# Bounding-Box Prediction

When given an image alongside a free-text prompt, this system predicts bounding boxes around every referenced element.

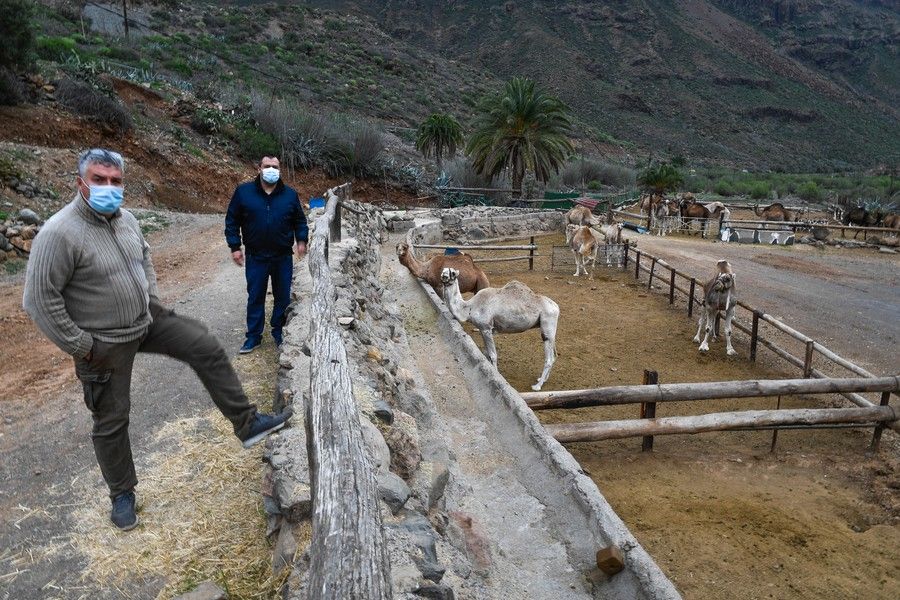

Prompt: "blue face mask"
[87,185,124,214]
[261,167,280,184]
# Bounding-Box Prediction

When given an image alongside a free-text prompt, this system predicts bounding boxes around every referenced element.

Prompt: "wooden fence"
[550,244,626,271]
[306,183,392,598]
[612,244,899,432]
[412,239,540,269]
[718,216,899,241]
[521,373,898,450]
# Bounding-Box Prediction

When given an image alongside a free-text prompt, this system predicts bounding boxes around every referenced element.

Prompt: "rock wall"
[386,206,563,243]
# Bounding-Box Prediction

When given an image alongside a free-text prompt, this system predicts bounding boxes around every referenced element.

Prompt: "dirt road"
[630,235,899,376]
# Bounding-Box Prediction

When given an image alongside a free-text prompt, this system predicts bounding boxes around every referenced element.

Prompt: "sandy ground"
[450,233,900,599]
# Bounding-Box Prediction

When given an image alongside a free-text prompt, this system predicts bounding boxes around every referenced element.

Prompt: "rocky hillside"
[299,0,899,171]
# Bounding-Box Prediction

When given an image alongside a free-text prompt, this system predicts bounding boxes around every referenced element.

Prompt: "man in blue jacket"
[225,156,308,353]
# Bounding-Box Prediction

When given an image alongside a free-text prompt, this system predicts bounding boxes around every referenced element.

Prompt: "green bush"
[0,0,35,70]
[164,58,193,77]
[587,180,602,190]
[233,126,280,161]
[0,67,25,106]
[748,181,771,199]
[798,181,823,202]
[56,78,132,134]
[714,180,735,196]
[36,35,76,61]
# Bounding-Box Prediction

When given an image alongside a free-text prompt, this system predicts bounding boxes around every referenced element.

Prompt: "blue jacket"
[225,177,308,257]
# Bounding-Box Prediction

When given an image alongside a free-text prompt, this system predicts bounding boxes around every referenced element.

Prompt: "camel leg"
[724,307,737,356]
[533,314,559,391]
[481,328,498,366]
[699,308,714,352]
[693,309,706,344]
[573,253,582,276]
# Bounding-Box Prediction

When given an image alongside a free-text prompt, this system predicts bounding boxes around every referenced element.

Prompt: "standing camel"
[440,267,560,391]
[755,202,796,224]
[566,205,599,226]
[693,260,737,356]
[396,242,490,296]
[565,224,598,277]
[680,200,729,238]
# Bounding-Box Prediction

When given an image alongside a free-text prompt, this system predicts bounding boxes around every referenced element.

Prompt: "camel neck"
[443,282,470,321]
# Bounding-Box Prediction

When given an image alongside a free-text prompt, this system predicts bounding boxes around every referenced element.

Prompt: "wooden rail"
[306,183,392,599]
[521,376,900,409]
[413,238,538,270]
[546,406,896,443]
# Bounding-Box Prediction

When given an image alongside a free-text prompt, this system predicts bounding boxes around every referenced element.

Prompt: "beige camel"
[566,205,599,226]
[440,267,560,391]
[693,259,737,356]
[396,242,490,296]
[754,202,795,223]
[565,224,598,277]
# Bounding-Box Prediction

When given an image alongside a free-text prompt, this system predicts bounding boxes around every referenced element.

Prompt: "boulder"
[377,471,411,514]
[19,208,42,226]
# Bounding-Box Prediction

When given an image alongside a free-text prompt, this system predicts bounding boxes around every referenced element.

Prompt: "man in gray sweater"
[23,149,289,531]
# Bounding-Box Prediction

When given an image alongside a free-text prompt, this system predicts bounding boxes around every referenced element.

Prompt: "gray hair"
[78,148,125,177]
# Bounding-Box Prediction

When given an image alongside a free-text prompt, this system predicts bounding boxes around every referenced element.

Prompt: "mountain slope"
[299,0,899,170]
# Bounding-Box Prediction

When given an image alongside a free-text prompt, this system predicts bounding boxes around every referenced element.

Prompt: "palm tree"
[415,113,464,173]
[638,163,684,194]
[466,76,574,197]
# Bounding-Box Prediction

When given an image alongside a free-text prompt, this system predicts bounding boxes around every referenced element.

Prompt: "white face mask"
[261,167,280,184]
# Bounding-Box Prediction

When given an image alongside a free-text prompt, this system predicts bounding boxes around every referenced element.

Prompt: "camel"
[396,242,490,296]
[440,267,560,391]
[841,206,882,239]
[593,221,624,266]
[754,202,796,223]
[638,192,663,216]
[680,200,729,238]
[566,205,599,226]
[882,213,900,232]
[693,259,737,356]
[565,224,598,277]
[651,198,678,236]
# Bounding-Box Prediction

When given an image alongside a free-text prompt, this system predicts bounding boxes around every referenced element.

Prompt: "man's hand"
[231,249,244,266]
[294,241,307,260]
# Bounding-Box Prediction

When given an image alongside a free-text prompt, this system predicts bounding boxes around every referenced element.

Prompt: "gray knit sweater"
[23,195,159,358]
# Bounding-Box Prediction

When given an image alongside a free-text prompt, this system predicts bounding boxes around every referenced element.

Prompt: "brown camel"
[754,202,796,223]
[566,205,599,226]
[680,200,730,238]
[396,242,490,296]
[882,213,900,231]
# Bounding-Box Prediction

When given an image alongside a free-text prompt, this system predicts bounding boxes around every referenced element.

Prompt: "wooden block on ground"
[596,545,625,576]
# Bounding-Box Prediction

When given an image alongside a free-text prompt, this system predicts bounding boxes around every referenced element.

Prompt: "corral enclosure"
[439,233,900,599]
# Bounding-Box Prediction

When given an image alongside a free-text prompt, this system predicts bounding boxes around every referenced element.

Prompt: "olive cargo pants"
[73,302,257,497]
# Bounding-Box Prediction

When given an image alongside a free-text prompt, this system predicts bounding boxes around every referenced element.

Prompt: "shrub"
[0,0,35,70]
[748,181,771,199]
[638,163,684,193]
[55,78,132,134]
[714,179,736,196]
[587,180,602,190]
[36,35,77,61]
[350,125,383,177]
[0,67,25,106]
[233,126,280,161]
[798,181,823,202]
[445,156,502,189]
[559,158,635,189]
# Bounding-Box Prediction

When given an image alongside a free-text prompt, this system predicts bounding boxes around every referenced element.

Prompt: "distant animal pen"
[522,241,898,451]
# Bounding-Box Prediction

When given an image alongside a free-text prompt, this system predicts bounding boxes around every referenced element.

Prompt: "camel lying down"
[693,259,737,356]
[440,267,560,391]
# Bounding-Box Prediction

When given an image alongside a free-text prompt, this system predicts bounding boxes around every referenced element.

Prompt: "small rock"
[360,417,391,473]
[377,471,410,514]
[414,583,455,599]
[879,246,897,254]
[596,545,625,576]
[338,316,355,328]
[273,525,298,577]
[428,462,450,509]
[173,580,227,600]
[373,399,394,424]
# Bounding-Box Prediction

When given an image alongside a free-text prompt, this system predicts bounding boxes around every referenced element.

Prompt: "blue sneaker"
[241,410,291,448]
[239,338,261,354]
[111,490,139,531]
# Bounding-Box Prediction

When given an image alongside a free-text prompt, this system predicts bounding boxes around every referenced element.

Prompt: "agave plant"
[415,113,464,173]
[466,76,574,197]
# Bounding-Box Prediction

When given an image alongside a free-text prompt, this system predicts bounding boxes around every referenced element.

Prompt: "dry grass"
[67,341,292,599]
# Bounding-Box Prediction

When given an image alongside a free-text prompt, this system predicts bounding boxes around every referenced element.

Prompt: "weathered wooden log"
[472,254,544,263]
[546,406,897,443]
[306,183,392,600]
[521,376,900,409]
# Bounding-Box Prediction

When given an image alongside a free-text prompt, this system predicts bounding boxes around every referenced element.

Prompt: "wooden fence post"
[803,341,815,378]
[623,244,629,270]
[668,269,676,304]
[750,311,760,362]
[688,278,696,318]
[635,250,641,279]
[770,396,782,453]
[528,235,535,271]
[718,211,726,238]
[330,200,342,243]
[648,257,656,289]
[641,370,658,451]
[869,391,892,453]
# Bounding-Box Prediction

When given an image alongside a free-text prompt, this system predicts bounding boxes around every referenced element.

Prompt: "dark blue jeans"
[245,253,293,343]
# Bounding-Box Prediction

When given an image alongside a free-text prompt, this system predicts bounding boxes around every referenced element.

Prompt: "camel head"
[440,267,460,286]
[713,259,735,291]
[565,223,578,244]
[396,242,409,258]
